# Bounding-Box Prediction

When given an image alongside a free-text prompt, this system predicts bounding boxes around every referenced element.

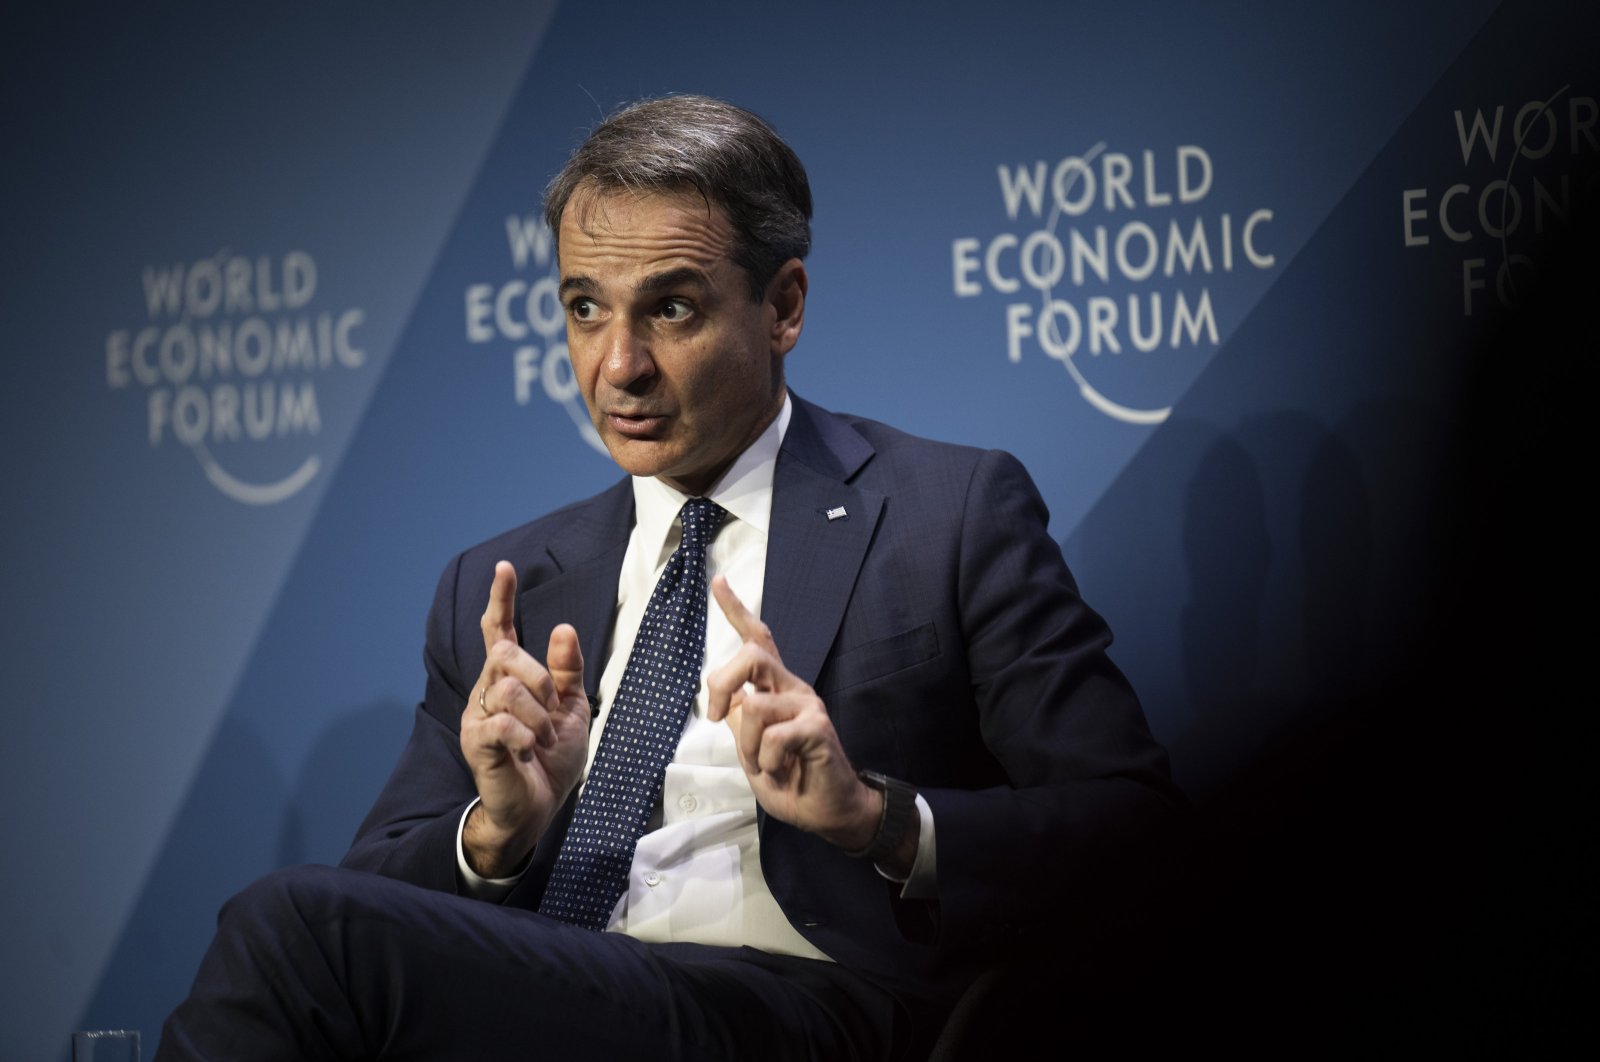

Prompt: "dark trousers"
[157,864,899,1061]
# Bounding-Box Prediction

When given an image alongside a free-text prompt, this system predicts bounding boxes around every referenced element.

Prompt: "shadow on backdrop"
[75,700,410,1060]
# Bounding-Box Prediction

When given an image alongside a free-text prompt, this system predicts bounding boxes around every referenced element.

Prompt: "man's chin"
[603,436,675,480]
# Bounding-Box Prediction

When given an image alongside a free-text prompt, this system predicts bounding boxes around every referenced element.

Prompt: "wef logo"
[104,250,368,505]
[952,141,1277,425]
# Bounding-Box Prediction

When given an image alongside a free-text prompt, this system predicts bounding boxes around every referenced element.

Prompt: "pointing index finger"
[712,574,773,652]
[481,560,518,652]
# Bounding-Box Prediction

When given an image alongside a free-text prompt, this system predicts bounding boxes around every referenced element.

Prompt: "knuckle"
[489,712,525,747]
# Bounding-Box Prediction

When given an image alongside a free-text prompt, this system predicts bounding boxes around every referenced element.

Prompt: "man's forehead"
[559,185,738,282]
[563,183,726,239]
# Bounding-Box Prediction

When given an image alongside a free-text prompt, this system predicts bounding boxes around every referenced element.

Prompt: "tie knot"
[679,498,726,550]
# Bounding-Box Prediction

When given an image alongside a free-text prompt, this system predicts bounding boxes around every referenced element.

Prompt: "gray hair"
[544,95,812,300]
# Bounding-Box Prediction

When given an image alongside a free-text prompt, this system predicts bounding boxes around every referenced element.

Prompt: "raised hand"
[705,575,886,856]
[460,561,591,878]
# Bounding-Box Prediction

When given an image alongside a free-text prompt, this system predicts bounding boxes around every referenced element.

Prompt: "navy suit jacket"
[343,394,1177,1005]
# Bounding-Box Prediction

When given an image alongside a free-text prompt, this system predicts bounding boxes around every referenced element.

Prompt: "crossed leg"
[157,865,895,1062]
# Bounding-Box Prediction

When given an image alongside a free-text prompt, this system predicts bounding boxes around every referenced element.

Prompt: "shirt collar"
[630,393,791,561]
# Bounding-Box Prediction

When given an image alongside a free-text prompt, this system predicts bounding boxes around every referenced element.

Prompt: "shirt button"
[677,793,698,814]
[644,871,661,887]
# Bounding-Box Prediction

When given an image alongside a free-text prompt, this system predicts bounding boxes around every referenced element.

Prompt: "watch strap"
[847,769,917,864]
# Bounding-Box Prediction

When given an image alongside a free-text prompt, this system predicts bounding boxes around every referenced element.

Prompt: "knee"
[218,864,353,939]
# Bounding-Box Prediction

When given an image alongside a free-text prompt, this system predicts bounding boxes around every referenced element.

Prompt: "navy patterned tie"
[538,497,726,930]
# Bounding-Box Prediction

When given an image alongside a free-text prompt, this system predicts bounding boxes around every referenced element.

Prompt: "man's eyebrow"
[636,267,710,297]
[559,267,712,301]
[558,275,598,299]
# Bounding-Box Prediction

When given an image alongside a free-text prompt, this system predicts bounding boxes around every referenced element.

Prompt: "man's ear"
[767,259,807,357]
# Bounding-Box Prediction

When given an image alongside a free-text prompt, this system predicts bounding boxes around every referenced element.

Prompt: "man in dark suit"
[159,95,1177,1061]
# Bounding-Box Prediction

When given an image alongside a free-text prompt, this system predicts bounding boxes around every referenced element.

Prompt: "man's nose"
[600,324,656,392]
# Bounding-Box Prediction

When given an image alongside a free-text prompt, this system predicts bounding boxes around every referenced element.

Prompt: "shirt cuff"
[455,798,528,902]
[876,793,937,900]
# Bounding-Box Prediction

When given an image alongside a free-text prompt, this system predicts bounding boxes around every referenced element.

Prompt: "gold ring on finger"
[479,683,491,717]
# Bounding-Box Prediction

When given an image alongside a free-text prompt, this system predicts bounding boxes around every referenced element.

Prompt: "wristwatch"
[848,769,917,864]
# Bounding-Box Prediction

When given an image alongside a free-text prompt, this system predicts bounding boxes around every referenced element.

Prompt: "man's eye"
[658,298,694,322]
[569,298,598,321]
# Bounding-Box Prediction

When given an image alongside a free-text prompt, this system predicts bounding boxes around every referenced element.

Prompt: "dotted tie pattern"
[537,497,727,930]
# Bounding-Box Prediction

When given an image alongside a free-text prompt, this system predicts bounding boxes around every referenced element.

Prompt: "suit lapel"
[515,479,634,696]
[762,397,884,687]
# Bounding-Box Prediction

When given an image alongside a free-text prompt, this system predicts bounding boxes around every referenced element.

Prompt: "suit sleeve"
[921,448,1182,956]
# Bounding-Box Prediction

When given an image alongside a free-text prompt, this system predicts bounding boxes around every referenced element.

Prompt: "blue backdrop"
[2,1,1593,1055]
